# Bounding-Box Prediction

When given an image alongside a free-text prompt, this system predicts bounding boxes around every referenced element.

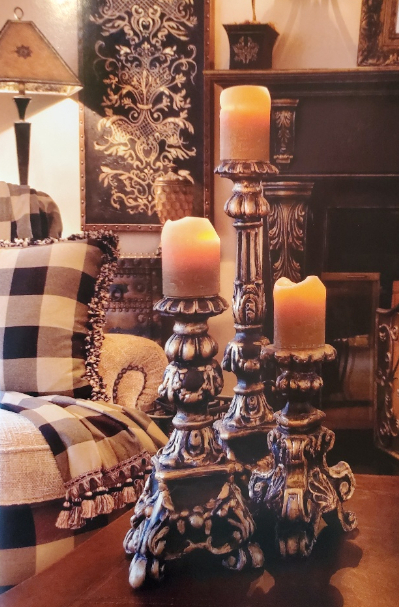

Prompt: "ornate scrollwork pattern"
[159,426,225,468]
[165,323,219,362]
[250,426,357,557]
[250,347,357,556]
[232,281,265,327]
[233,36,259,64]
[223,335,271,377]
[125,467,263,588]
[270,99,299,169]
[214,160,277,462]
[158,360,224,406]
[375,318,399,447]
[222,391,273,431]
[268,200,306,283]
[124,295,263,587]
[88,0,199,217]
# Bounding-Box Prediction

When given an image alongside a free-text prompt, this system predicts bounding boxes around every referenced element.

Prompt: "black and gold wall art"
[79,0,209,231]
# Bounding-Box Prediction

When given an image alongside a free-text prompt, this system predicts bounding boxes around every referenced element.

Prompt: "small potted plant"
[223,0,279,70]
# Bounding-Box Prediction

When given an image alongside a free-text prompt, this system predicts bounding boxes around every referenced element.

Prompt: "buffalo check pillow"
[0,232,118,399]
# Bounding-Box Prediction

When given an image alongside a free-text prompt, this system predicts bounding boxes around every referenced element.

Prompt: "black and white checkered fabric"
[0,389,168,592]
[0,182,62,240]
[0,233,118,399]
[0,499,126,592]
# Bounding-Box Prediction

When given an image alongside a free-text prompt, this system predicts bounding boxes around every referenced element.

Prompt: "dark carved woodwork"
[263,181,314,284]
[271,98,299,170]
[375,304,399,457]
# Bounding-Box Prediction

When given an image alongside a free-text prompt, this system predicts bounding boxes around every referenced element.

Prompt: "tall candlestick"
[273,275,326,350]
[220,85,271,161]
[161,217,220,297]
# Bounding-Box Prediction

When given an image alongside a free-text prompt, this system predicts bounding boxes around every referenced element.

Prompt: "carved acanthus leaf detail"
[268,201,306,282]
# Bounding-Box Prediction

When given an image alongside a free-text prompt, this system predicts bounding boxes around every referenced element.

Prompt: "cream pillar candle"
[161,217,220,297]
[273,276,326,350]
[220,85,271,161]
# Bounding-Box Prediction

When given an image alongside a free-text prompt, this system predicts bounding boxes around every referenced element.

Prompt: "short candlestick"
[250,344,357,557]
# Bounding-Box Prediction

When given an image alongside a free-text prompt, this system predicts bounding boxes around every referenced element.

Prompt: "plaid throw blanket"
[0,182,62,240]
[0,392,166,530]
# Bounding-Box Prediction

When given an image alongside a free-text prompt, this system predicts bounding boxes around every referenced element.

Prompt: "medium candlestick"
[124,295,263,588]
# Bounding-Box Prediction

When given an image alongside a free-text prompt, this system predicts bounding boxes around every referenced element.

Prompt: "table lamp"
[0,7,82,185]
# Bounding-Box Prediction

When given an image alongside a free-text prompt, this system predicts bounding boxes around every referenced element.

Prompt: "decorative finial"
[251,0,257,22]
[14,7,24,20]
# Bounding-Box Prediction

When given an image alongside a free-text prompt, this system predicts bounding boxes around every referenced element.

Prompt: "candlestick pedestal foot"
[214,160,278,475]
[124,296,263,588]
[249,344,357,557]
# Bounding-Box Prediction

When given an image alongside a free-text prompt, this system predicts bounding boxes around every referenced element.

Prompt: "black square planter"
[223,23,279,70]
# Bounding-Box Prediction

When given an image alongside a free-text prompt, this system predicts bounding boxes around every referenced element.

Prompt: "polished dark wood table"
[1,475,399,607]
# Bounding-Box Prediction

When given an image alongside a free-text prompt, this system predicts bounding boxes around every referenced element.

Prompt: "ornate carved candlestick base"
[214,160,278,474]
[124,296,263,589]
[250,344,357,557]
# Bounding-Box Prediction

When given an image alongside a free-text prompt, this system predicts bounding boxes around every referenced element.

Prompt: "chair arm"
[99,334,167,412]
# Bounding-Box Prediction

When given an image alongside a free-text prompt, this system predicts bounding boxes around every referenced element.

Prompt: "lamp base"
[14,121,30,186]
[13,95,32,186]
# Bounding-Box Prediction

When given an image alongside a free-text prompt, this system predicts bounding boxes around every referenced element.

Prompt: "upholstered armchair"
[0,183,168,592]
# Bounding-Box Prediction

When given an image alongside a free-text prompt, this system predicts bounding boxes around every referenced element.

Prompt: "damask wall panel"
[79,0,208,231]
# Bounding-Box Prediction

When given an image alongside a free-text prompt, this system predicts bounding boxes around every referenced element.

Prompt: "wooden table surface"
[1,474,399,607]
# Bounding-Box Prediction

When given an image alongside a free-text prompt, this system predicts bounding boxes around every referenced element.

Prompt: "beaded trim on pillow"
[71,232,119,400]
[0,231,118,400]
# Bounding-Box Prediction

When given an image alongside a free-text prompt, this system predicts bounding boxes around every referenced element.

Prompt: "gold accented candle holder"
[250,343,357,557]
[124,295,264,589]
[214,159,279,475]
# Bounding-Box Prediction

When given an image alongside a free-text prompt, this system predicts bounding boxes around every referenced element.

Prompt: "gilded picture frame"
[79,0,211,231]
[358,0,399,66]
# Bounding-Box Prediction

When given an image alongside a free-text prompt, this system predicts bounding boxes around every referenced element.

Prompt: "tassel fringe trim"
[56,452,150,529]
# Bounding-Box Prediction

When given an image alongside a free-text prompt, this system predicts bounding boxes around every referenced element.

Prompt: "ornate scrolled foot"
[222,541,264,571]
[277,527,315,558]
[128,554,165,589]
[325,461,357,532]
[124,463,263,587]
[250,428,358,557]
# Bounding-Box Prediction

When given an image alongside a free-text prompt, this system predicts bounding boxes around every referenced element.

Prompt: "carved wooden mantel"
[204,68,399,283]
[204,66,399,391]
